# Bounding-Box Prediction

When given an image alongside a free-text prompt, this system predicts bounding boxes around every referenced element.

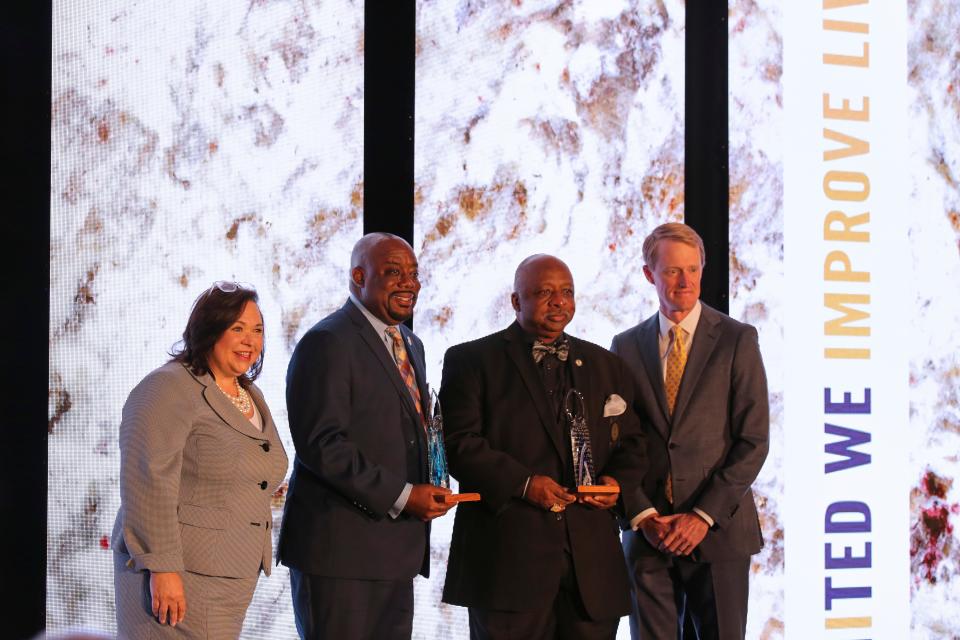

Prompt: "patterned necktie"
[532,337,570,363]
[664,325,687,504]
[385,327,426,428]
[665,325,687,415]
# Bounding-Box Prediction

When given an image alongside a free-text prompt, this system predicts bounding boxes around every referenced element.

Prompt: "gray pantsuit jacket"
[611,303,769,565]
[112,361,288,633]
[611,302,769,638]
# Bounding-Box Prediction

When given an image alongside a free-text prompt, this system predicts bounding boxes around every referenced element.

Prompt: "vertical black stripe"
[5,1,50,636]
[684,0,729,314]
[363,0,416,246]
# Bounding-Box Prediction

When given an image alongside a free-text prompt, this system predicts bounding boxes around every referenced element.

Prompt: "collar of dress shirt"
[349,292,396,352]
[657,299,703,342]
[656,301,702,380]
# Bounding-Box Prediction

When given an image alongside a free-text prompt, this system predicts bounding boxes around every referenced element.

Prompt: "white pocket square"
[603,394,627,417]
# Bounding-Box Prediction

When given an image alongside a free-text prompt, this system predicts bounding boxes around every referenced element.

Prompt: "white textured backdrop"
[48,0,959,637]
[50,1,363,636]
[414,1,685,637]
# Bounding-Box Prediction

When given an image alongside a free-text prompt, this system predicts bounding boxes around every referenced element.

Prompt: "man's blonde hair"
[642,222,706,268]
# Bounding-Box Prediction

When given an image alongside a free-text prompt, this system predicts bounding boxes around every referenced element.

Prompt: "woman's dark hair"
[170,283,263,386]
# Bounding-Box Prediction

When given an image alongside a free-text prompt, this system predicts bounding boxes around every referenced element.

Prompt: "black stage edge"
[685,0,729,314]
[3,2,51,638]
[363,0,415,246]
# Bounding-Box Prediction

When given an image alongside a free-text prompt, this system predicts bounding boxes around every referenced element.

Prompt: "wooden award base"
[577,485,620,495]
[440,493,481,504]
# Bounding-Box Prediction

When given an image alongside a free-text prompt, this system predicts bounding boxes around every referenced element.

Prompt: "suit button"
[260,481,268,490]
[556,513,563,521]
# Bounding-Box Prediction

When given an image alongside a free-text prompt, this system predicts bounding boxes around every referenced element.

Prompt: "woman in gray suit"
[112,282,288,639]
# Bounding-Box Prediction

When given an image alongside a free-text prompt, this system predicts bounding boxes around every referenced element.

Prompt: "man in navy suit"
[611,223,769,640]
[279,233,454,640]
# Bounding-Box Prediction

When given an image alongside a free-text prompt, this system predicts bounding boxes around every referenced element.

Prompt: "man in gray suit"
[611,223,769,640]
[278,233,454,639]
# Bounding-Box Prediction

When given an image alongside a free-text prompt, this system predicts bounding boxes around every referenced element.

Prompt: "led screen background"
[902,3,960,632]
[49,1,363,636]
[413,2,684,637]
[729,0,960,636]
[48,0,958,638]
[728,2,786,636]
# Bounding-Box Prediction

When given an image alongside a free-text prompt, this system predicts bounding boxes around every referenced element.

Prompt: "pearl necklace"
[219,378,252,414]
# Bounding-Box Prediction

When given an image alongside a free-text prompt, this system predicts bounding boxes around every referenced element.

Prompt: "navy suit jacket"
[440,322,648,619]
[611,303,769,570]
[277,299,432,579]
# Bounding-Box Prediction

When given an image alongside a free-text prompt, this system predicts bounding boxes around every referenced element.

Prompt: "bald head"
[350,233,410,276]
[511,254,576,342]
[349,233,421,324]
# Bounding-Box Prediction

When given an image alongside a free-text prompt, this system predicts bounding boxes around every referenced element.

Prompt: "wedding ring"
[550,503,564,513]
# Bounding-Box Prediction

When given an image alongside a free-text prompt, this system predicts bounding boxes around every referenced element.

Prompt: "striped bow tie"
[532,338,569,363]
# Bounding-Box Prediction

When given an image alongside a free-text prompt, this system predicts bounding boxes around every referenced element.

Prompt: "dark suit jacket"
[440,322,647,619]
[277,299,432,580]
[611,303,769,570]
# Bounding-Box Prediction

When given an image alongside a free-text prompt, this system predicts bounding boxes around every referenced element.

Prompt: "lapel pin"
[406,335,413,346]
[575,358,583,367]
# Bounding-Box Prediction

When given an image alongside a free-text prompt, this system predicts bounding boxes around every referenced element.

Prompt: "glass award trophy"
[428,390,479,504]
[427,389,450,488]
[564,389,619,496]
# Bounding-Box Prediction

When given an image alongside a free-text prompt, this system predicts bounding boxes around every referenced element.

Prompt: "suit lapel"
[199,376,268,440]
[635,315,671,436]
[568,338,590,412]
[247,383,278,441]
[504,323,565,460]
[671,304,722,425]
[344,302,423,425]
[568,338,603,471]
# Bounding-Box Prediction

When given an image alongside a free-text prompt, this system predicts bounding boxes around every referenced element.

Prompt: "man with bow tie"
[439,254,649,639]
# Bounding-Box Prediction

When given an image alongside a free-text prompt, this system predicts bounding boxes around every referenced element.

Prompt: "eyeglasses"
[208,281,256,294]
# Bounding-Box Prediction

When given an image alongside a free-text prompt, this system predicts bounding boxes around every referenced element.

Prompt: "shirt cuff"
[692,507,714,527]
[388,483,413,519]
[630,507,659,531]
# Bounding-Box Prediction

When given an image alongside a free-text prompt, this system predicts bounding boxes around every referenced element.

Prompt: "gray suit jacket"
[611,303,769,568]
[112,361,288,578]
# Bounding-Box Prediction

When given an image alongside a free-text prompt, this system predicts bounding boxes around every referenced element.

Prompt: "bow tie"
[532,338,569,363]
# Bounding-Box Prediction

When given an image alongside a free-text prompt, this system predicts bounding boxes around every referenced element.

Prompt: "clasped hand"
[640,512,709,556]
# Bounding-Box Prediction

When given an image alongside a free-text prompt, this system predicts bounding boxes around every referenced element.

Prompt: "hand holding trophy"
[565,389,619,499]
[428,390,480,504]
